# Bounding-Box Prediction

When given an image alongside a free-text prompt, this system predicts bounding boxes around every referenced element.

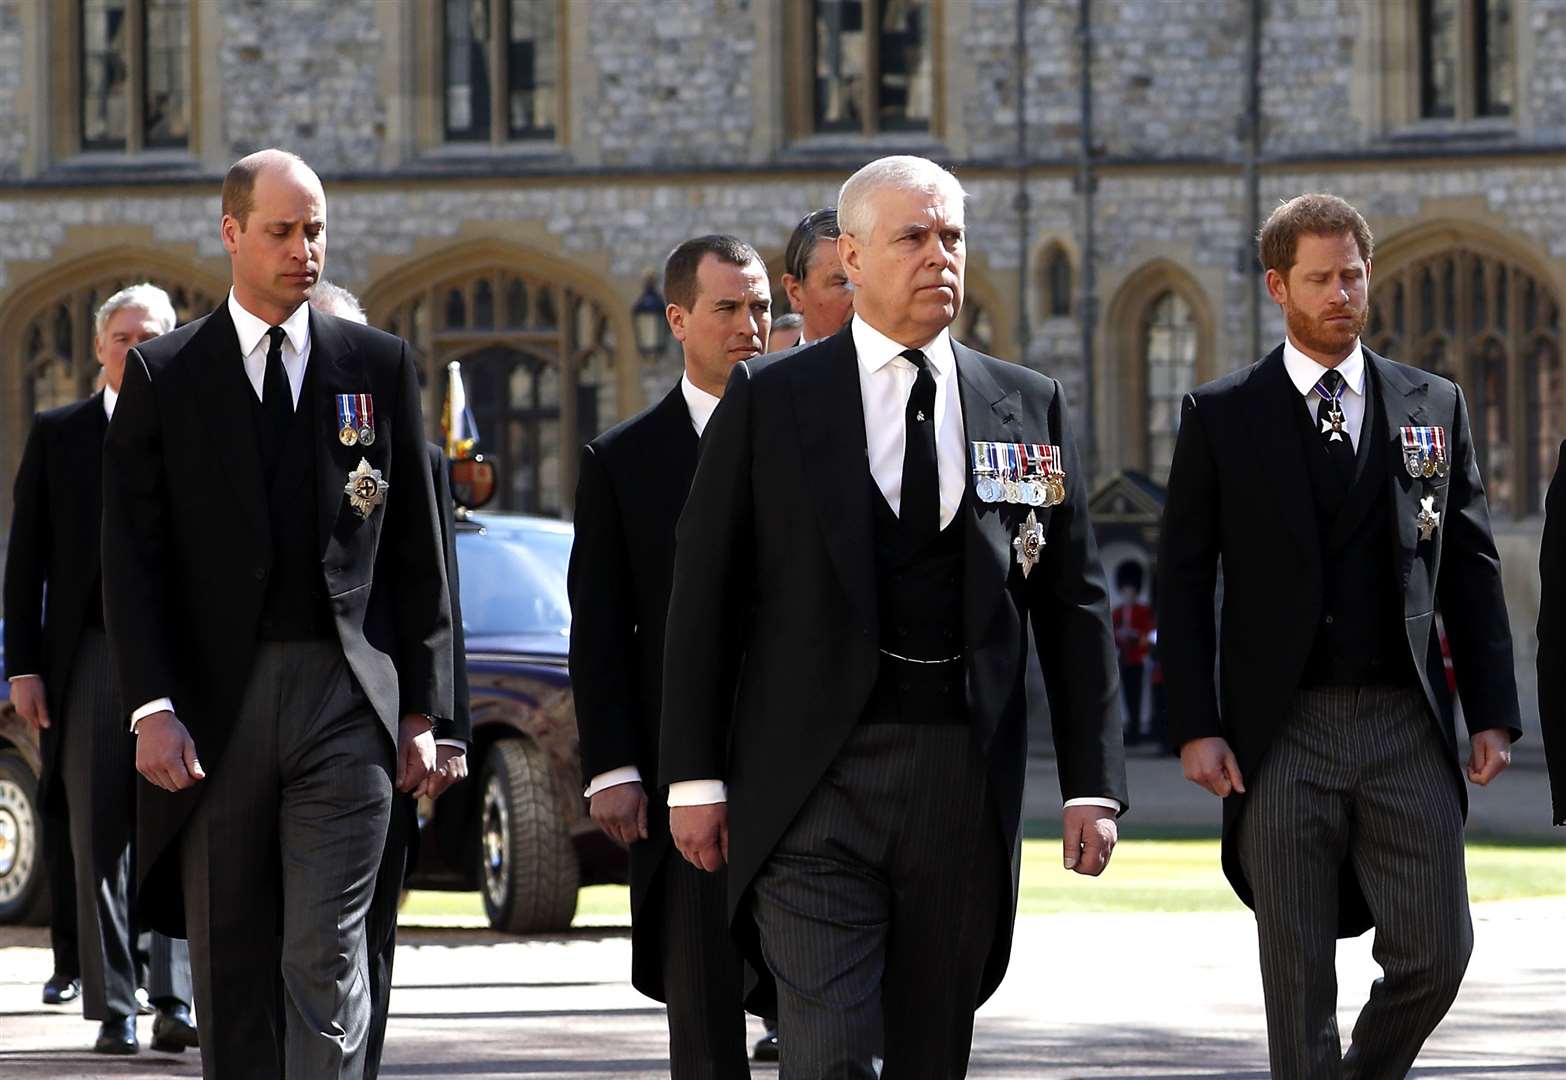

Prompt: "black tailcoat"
[4,392,110,810]
[659,326,1127,1001]
[101,303,454,936]
[1158,346,1521,935]
[568,383,699,1000]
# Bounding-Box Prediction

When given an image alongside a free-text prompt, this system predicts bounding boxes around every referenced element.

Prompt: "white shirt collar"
[102,385,118,419]
[1282,336,1365,398]
[227,287,311,358]
[680,373,722,437]
[850,314,954,377]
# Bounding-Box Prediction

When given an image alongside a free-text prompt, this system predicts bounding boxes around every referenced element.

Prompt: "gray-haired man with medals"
[659,155,1127,1076]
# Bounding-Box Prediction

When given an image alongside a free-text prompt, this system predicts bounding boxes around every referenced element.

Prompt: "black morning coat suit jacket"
[1158,345,1522,936]
[1532,441,1566,826]
[567,382,698,1002]
[3,392,111,811]
[101,302,454,937]
[658,324,1128,1002]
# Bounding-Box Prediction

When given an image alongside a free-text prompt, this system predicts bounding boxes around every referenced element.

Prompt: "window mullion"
[1456,0,1477,120]
[864,0,881,136]
[127,0,145,152]
[491,0,508,145]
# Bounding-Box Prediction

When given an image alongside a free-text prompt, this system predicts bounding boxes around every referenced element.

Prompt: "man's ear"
[1263,267,1288,307]
[838,233,864,284]
[666,303,688,344]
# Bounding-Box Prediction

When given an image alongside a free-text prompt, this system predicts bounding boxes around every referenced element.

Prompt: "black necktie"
[258,326,292,476]
[900,348,939,543]
[1314,368,1356,482]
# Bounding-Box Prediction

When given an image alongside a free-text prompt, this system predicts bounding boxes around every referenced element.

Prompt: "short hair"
[94,283,177,340]
[310,280,367,324]
[1257,193,1374,276]
[772,312,804,331]
[662,234,763,312]
[222,148,311,229]
[838,156,967,239]
[783,208,841,281]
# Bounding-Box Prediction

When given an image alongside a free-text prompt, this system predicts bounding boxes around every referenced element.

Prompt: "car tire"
[477,738,578,933]
[0,750,48,926]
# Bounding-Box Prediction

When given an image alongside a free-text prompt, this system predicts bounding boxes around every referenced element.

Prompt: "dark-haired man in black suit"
[570,234,771,1079]
[102,149,454,1079]
[1160,193,1519,1078]
[660,156,1126,1078]
[1533,452,1566,827]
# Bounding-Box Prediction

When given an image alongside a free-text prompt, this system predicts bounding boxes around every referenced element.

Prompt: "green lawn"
[404,838,1564,927]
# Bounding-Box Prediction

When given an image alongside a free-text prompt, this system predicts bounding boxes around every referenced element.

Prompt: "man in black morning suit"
[570,235,773,1078]
[101,150,454,1079]
[4,284,196,1056]
[659,156,1127,1079]
[1159,194,1519,1078]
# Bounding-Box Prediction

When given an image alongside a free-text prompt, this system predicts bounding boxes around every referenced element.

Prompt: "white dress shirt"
[582,373,723,800]
[666,315,1119,815]
[129,292,461,748]
[1282,336,1366,451]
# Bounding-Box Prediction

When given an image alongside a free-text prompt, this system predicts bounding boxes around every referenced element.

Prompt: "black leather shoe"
[753,1027,779,1062]
[41,974,80,1005]
[93,1016,138,1055]
[151,1004,199,1052]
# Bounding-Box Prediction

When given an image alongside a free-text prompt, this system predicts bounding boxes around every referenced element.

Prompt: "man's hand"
[10,676,50,730]
[396,714,437,794]
[591,782,650,848]
[1467,728,1513,786]
[1062,804,1118,876]
[135,711,205,791]
[1181,736,1246,798]
[670,803,728,872]
[416,745,469,799]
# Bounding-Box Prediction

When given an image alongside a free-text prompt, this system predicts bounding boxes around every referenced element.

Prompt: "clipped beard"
[1287,301,1367,358]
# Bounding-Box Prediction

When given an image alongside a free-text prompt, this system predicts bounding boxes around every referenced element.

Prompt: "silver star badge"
[1416,495,1440,542]
[1012,509,1045,578]
[344,457,389,519]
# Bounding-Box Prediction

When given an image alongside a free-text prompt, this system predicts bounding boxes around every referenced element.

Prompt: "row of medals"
[1404,447,1447,479]
[976,470,1065,508]
[339,424,375,447]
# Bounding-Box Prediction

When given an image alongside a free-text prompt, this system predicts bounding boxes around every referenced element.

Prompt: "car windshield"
[455,524,572,638]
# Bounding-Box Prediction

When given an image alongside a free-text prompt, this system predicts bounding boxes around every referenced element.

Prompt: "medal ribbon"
[338,394,354,432]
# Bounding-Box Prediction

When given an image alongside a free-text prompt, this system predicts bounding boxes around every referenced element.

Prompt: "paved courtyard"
[1,896,1562,1078]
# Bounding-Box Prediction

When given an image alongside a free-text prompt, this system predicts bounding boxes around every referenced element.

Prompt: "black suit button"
[1325,614,1334,625]
[260,618,274,632]
[254,566,267,581]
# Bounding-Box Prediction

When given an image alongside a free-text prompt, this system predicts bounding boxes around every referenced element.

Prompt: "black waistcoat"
[252,360,331,640]
[1294,376,1414,688]
[862,475,968,725]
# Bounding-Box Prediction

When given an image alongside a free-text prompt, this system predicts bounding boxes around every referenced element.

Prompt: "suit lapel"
[790,327,876,635]
[309,310,363,558]
[1254,348,1319,568]
[188,305,270,549]
[1370,349,1429,590]
[953,342,1023,643]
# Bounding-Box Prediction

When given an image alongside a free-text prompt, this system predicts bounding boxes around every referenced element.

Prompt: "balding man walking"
[102,149,454,1079]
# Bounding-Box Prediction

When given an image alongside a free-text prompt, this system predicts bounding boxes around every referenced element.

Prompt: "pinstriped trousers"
[1237,686,1472,1080]
[750,723,1004,1080]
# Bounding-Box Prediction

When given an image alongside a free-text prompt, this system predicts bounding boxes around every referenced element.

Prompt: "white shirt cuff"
[583,765,642,799]
[435,739,466,750]
[1063,797,1122,813]
[6,673,41,683]
[666,779,728,806]
[129,697,175,734]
